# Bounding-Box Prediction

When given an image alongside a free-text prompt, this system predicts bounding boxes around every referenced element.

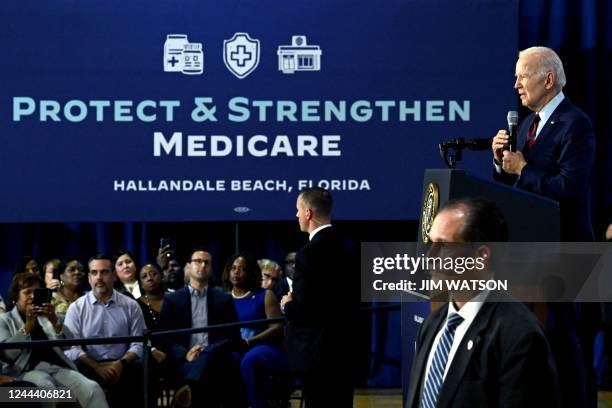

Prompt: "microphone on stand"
[438,137,492,168]
[440,137,492,151]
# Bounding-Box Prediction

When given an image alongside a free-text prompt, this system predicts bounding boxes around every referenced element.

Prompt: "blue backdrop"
[2,0,610,393]
[401,0,612,402]
[0,0,517,221]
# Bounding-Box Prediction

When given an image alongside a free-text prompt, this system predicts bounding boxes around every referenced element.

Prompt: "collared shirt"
[309,224,332,241]
[63,290,146,362]
[494,91,565,174]
[530,91,565,142]
[123,281,141,299]
[188,285,209,348]
[422,291,489,383]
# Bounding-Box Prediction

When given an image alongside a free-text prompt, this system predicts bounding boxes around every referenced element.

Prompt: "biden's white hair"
[519,46,567,89]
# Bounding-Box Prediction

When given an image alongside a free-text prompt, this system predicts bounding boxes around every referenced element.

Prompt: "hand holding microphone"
[492,111,527,175]
[492,130,509,163]
[506,111,518,151]
[492,111,518,163]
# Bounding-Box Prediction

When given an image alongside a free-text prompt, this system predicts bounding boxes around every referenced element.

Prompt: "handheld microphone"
[507,111,518,152]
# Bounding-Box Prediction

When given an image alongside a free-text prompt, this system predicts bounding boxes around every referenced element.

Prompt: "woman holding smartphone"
[42,258,61,291]
[0,273,108,408]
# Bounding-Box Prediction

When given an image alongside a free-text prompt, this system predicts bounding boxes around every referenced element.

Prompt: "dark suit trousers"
[177,350,244,407]
[76,360,144,407]
[301,364,353,408]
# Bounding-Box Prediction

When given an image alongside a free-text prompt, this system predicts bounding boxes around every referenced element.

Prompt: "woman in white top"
[113,250,142,299]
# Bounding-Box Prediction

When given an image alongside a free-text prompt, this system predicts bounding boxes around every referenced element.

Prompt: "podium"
[402,168,560,406]
[418,169,560,242]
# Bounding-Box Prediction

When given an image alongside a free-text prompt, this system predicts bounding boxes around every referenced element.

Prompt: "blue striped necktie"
[420,312,464,408]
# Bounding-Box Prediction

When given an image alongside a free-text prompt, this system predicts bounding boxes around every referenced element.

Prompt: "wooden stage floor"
[289,389,612,407]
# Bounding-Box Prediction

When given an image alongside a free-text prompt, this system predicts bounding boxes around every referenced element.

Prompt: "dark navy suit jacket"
[494,97,595,241]
[160,286,239,362]
[284,227,359,372]
[406,298,560,408]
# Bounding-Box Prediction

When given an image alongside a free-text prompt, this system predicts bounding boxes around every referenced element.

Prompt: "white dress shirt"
[494,91,565,174]
[309,224,332,241]
[421,291,489,382]
[530,91,565,142]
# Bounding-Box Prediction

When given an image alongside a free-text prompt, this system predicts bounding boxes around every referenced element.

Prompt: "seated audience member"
[184,263,190,286]
[137,262,172,401]
[42,258,61,291]
[0,273,108,408]
[225,253,288,408]
[63,254,146,407]
[14,256,40,276]
[165,258,185,291]
[161,247,241,408]
[137,263,168,362]
[283,252,296,293]
[113,250,141,299]
[51,258,87,323]
[157,244,185,292]
[258,259,287,299]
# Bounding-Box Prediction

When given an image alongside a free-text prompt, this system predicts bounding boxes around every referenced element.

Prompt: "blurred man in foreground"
[406,198,560,408]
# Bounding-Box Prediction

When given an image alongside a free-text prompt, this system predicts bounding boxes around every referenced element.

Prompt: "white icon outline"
[223,32,260,79]
[163,34,204,75]
[277,35,322,74]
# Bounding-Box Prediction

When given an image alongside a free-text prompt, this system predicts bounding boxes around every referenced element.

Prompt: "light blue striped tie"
[420,313,464,408]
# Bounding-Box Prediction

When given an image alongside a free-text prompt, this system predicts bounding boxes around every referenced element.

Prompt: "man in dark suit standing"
[492,46,596,242]
[492,47,595,241]
[492,46,597,408]
[281,188,358,407]
[406,198,560,408]
[160,247,240,408]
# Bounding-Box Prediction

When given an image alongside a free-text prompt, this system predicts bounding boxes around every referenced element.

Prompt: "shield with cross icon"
[223,32,260,79]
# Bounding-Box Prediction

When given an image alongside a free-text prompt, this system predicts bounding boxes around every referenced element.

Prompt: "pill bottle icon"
[164,34,188,72]
[182,43,204,75]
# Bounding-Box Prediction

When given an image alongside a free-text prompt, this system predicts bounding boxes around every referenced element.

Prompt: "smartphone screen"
[160,238,174,251]
[33,288,52,306]
[52,267,61,281]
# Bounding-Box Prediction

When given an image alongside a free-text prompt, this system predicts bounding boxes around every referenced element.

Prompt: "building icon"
[277,36,321,74]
